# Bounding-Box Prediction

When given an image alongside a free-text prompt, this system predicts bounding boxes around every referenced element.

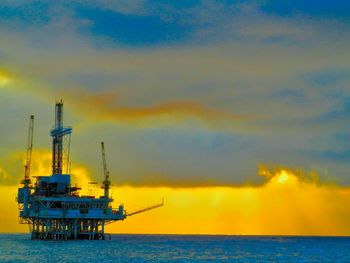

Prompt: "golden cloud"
[60,89,249,128]
[109,167,350,235]
[2,156,350,235]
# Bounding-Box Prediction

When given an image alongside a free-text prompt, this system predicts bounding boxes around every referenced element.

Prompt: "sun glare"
[0,72,10,86]
[277,171,289,184]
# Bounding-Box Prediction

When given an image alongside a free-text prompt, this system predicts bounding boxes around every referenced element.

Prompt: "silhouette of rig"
[17,101,163,240]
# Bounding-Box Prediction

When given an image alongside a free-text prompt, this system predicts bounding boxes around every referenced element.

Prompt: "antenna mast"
[101,142,111,198]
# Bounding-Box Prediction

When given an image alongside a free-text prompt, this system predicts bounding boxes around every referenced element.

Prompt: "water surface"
[0,234,349,262]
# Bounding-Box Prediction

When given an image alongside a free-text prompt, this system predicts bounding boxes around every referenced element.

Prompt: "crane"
[101,141,111,198]
[100,141,164,215]
[23,115,34,187]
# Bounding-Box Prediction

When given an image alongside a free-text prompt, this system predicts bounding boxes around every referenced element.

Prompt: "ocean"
[0,234,349,262]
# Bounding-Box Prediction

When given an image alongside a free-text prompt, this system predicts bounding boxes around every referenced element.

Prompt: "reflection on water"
[0,234,349,262]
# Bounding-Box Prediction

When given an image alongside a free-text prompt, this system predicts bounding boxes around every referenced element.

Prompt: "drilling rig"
[17,100,163,240]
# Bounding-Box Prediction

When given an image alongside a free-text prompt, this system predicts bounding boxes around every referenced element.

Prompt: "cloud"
[1,1,350,187]
[58,89,249,130]
[106,167,350,235]
[4,166,350,235]
[0,149,94,190]
[76,0,147,16]
[2,0,350,235]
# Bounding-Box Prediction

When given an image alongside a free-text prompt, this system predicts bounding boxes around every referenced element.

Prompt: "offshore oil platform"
[17,101,163,240]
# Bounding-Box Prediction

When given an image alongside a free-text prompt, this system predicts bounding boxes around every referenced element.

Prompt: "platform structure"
[17,101,162,240]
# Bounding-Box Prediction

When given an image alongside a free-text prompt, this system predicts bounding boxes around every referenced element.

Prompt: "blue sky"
[0,0,350,187]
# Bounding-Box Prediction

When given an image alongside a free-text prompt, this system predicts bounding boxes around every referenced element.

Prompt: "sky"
[1,0,350,235]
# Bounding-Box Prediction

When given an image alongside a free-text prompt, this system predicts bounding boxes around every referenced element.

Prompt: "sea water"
[0,234,349,262]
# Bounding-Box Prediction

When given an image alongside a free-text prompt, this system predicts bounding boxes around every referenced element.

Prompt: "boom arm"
[126,198,164,217]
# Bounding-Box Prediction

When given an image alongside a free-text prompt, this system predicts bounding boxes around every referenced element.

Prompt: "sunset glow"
[0,72,10,87]
[1,1,350,237]
[2,158,350,236]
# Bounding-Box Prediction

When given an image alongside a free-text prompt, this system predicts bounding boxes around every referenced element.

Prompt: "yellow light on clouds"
[277,171,289,184]
[2,162,350,236]
[0,71,10,86]
[107,169,350,236]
